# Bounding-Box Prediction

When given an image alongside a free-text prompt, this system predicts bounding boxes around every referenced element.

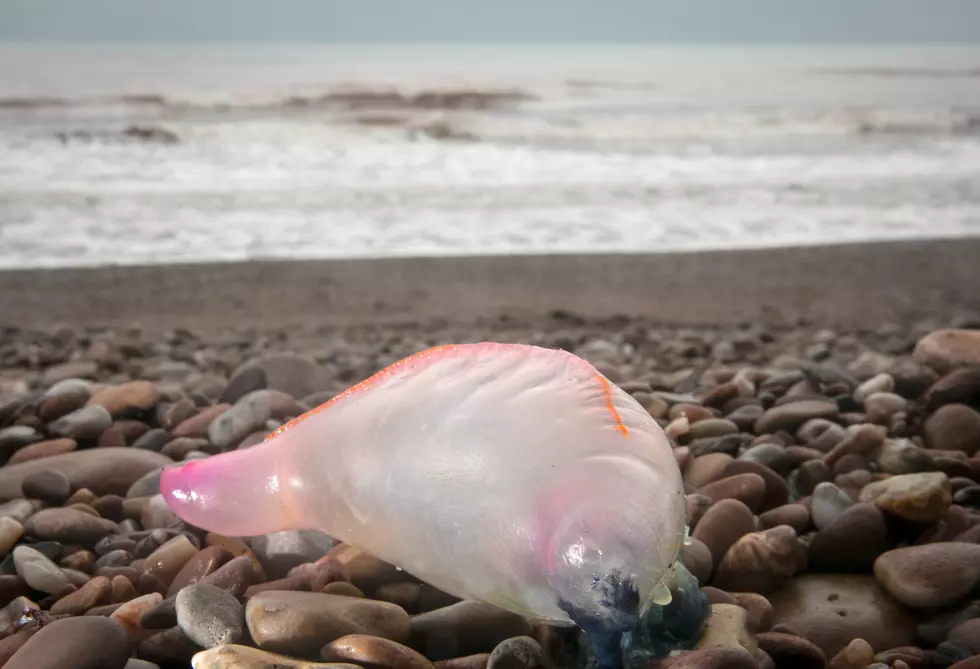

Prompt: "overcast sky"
[2,0,980,43]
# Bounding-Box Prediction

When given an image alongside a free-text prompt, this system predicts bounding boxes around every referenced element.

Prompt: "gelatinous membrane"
[162,343,686,631]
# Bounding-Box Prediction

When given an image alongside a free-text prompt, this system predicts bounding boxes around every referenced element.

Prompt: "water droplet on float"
[652,584,672,606]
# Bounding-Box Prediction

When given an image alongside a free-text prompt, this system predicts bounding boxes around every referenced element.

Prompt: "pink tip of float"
[159,445,298,537]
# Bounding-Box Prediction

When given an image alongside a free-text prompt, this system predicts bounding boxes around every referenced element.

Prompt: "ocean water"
[0,43,979,269]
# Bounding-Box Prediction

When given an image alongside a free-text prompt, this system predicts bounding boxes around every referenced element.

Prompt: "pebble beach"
[2,242,980,669]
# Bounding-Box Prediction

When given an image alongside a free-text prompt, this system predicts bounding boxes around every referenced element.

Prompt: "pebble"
[191,644,361,668]
[874,542,980,608]
[249,529,336,579]
[234,353,323,399]
[714,526,804,595]
[756,632,826,669]
[173,404,232,438]
[246,590,411,657]
[0,426,41,460]
[755,399,839,434]
[731,593,773,634]
[141,493,182,529]
[176,582,246,648]
[0,448,171,500]
[111,592,165,641]
[38,386,90,421]
[137,625,201,665]
[322,634,435,669]
[127,468,163,498]
[2,615,131,669]
[7,437,77,465]
[876,438,935,475]
[859,472,953,523]
[913,329,980,374]
[20,469,72,504]
[808,503,888,573]
[328,544,409,594]
[854,374,895,403]
[647,647,758,669]
[687,418,739,441]
[409,600,533,661]
[723,460,789,511]
[12,544,70,593]
[827,638,874,669]
[691,499,756,572]
[50,574,112,614]
[0,516,22,557]
[811,482,854,530]
[768,574,917,657]
[698,473,766,512]
[143,534,199,586]
[200,555,257,599]
[694,603,757,653]
[680,537,713,585]
[923,404,980,455]
[24,506,120,546]
[88,380,160,417]
[168,544,233,595]
[759,504,810,533]
[209,390,275,449]
[485,636,551,669]
[948,618,980,652]
[684,453,733,488]
[47,404,113,441]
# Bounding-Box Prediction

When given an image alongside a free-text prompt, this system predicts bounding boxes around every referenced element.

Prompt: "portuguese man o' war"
[161,343,705,667]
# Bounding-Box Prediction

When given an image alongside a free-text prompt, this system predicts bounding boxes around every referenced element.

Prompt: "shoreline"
[2,238,979,332]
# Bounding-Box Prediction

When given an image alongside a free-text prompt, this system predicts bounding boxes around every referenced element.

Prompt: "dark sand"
[2,238,979,333]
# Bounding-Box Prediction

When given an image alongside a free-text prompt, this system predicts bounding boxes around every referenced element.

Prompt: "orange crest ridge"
[266,343,629,441]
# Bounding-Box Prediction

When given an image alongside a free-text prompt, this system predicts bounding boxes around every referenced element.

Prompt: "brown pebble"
[701,586,738,605]
[136,625,201,665]
[756,632,827,669]
[731,592,773,633]
[167,545,232,596]
[760,504,810,533]
[684,453,734,489]
[435,654,490,669]
[769,574,918,657]
[110,592,164,642]
[322,634,435,669]
[327,544,408,595]
[649,647,758,669]
[874,542,980,608]
[138,571,168,596]
[111,574,138,602]
[859,472,953,523]
[50,575,112,615]
[60,549,96,573]
[173,404,231,438]
[808,503,888,573]
[323,581,368,598]
[691,498,757,573]
[823,425,885,470]
[246,590,411,658]
[6,438,77,465]
[21,469,72,504]
[827,638,874,669]
[680,537,713,585]
[714,526,804,595]
[142,534,198,586]
[409,600,533,661]
[191,643,360,668]
[23,507,119,547]
[699,473,767,511]
[724,460,789,512]
[2,616,130,669]
[924,404,980,455]
[0,629,37,667]
[200,555,257,599]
